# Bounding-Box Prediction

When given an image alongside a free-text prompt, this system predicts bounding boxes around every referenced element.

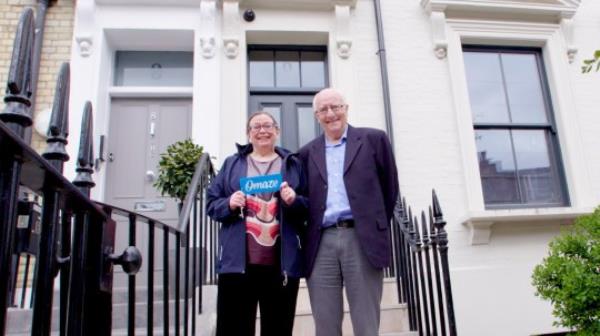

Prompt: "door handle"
[146,170,156,182]
[108,153,114,162]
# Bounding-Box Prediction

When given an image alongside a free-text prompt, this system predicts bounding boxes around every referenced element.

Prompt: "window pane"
[297,104,316,148]
[114,51,193,87]
[249,51,275,88]
[502,54,548,124]
[476,130,520,205]
[513,130,562,204]
[301,51,326,88]
[275,51,300,88]
[259,103,282,147]
[464,52,510,123]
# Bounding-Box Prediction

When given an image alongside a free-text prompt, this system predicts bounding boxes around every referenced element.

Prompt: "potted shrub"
[532,208,600,336]
[154,139,203,203]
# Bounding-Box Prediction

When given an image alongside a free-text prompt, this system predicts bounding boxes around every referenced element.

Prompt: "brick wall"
[0,0,75,152]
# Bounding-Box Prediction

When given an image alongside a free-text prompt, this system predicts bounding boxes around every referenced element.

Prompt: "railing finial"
[42,62,70,170]
[432,189,444,221]
[73,102,95,196]
[0,8,35,132]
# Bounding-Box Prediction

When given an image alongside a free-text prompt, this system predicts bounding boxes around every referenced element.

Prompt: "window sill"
[461,207,592,245]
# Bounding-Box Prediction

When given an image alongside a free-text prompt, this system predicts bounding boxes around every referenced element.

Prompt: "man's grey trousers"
[307,227,384,336]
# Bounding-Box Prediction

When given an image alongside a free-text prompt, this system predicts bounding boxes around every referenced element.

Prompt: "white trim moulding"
[420,0,581,60]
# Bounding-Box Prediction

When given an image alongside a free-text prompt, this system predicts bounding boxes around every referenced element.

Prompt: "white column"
[68,0,101,194]
[194,0,222,161]
[219,0,246,162]
[332,5,356,108]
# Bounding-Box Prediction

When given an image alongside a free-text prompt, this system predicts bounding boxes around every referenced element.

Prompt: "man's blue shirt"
[322,128,353,227]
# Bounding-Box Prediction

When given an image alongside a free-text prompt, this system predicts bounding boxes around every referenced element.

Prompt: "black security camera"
[243,9,255,22]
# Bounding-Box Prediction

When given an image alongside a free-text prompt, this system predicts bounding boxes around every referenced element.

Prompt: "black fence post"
[414,213,430,336]
[432,190,457,336]
[401,199,416,331]
[430,206,446,336]
[31,61,70,335]
[67,102,99,336]
[0,8,35,334]
[421,211,438,336]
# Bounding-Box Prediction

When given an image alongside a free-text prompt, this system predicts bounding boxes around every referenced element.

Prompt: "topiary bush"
[154,139,203,202]
[532,208,600,336]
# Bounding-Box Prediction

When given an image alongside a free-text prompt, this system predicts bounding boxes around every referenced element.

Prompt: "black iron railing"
[178,152,218,313]
[392,191,457,336]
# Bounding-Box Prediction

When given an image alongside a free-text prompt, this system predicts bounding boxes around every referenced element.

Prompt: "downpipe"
[373,0,395,152]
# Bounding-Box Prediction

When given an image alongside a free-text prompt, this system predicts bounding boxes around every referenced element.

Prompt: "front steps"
[6,279,412,336]
[256,278,412,336]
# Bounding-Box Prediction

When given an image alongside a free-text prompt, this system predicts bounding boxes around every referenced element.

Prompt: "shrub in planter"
[154,139,203,202]
[532,208,600,336]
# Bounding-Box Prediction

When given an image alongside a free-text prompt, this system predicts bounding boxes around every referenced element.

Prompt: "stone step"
[282,302,409,336]
[5,286,216,335]
[256,278,410,335]
[294,278,403,313]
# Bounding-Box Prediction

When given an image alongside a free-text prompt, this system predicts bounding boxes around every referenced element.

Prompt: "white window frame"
[422,2,593,243]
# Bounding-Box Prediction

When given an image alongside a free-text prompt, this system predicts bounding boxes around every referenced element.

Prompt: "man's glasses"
[315,104,346,115]
[249,122,276,132]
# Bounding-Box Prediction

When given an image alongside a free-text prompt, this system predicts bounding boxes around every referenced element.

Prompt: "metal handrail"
[0,121,106,218]
[95,201,180,233]
[177,153,215,232]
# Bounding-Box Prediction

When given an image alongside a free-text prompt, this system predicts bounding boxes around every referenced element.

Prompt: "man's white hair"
[312,88,347,110]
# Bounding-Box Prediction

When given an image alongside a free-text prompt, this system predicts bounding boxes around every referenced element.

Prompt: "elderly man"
[298,88,399,335]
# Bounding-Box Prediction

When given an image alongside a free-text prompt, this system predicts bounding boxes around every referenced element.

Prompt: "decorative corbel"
[421,1,448,59]
[200,37,216,59]
[199,0,217,59]
[560,16,577,64]
[222,0,241,59]
[74,0,94,58]
[223,38,239,59]
[76,35,93,57]
[335,5,352,60]
[430,9,448,59]
[465,221,494,245]
[337,40,352,59]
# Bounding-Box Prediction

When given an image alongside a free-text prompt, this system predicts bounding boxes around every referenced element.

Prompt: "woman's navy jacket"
[206,143,308,278]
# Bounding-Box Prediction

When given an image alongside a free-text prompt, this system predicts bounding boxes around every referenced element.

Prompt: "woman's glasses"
[249,122,276,132]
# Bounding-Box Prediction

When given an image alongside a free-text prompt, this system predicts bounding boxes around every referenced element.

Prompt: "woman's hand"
[229,191,246,210]
[280,181,296,206]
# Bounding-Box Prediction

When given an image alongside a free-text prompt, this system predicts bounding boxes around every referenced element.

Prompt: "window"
[247,46,327,151]
[114,51,193,87]
[462,47,568,208]
[248,49,326,90]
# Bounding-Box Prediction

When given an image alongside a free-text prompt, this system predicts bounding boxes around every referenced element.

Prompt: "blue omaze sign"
[240,173,282,195]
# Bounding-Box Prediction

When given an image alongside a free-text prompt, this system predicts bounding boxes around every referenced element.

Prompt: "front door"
[248,95,318,151]
[105,98,191,287]
[105,98,192,223]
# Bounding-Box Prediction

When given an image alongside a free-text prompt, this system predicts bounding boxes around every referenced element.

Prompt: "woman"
[206,111,307,336]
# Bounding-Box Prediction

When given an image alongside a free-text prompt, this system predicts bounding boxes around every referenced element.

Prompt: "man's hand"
[280,181,296,206]
[229,190,246,210]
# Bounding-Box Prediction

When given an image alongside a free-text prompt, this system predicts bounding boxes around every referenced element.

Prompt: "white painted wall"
[377,1,600,335]
[67,0,600,334]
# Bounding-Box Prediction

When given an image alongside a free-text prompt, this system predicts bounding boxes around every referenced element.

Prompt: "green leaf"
[532,207,600,335]
[153,139,203,201]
